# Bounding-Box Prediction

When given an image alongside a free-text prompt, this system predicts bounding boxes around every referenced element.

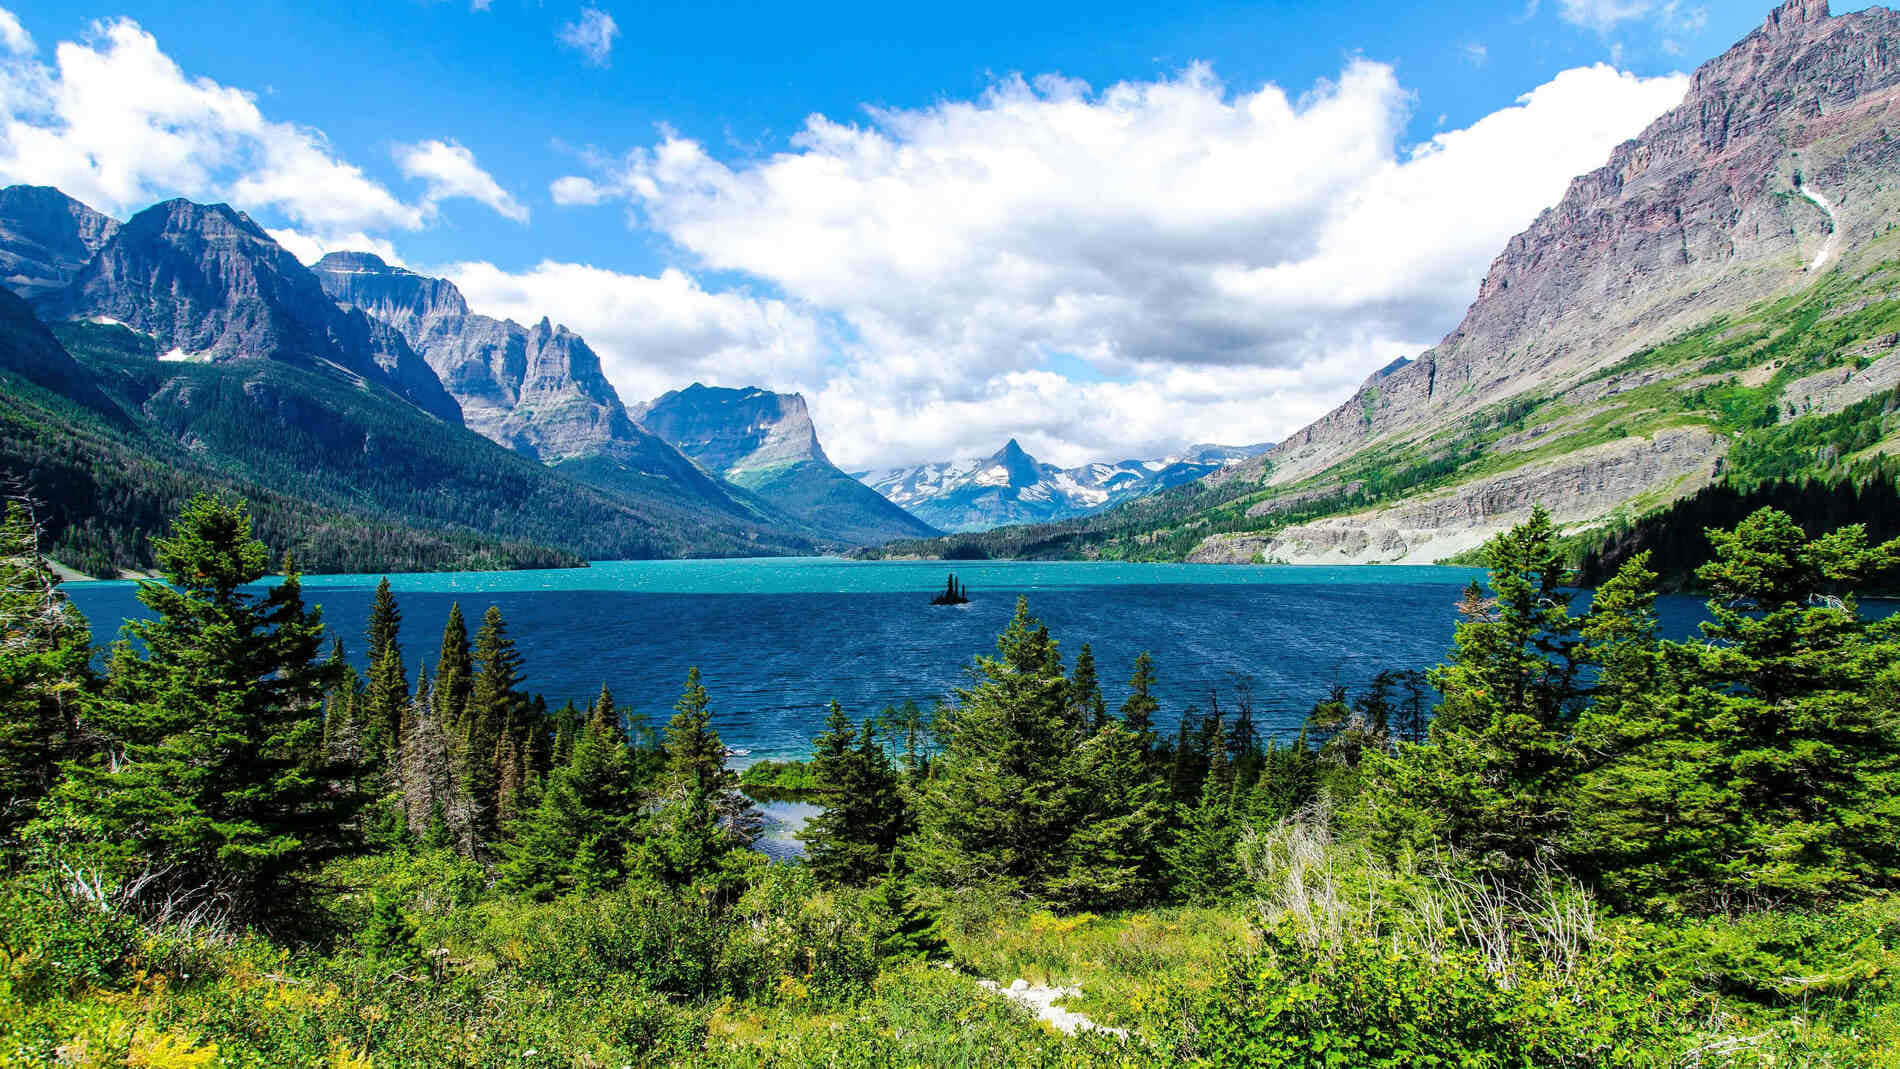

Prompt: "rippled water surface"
[66,556,1731,760]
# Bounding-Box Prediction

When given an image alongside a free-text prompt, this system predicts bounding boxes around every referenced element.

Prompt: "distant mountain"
[635,384,938,545]
[34,198,461,423]
[0,186,119,298]
[310,252,751,517]
[857,439,1272,533]
[0,190,832,574]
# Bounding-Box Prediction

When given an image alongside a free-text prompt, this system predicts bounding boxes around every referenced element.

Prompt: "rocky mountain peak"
[37,196,461,423]
[0,185,120,298]
[1765,0,1828,35]
[312,251,470,332]
[989,438,1045,489]
[635,384,828,476]
[1262,0,1900,488]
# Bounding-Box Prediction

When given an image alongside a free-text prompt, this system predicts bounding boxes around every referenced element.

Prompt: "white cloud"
[267,226,407,267]
[550,174,609,205]
[551,60,1687,467]
[1461,42,1489,66]
[557,8,617,67]
[443,259,829,407]
[0,16,523,254]
[0,7,33,55]
[396,138,528,222]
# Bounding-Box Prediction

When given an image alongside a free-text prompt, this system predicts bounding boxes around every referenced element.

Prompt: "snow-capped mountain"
[855,439,1273,533]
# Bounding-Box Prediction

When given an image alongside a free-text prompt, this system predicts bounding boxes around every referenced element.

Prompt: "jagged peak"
[1764,0,1828,35]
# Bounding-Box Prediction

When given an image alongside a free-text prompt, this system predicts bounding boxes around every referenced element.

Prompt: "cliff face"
[637,384,939,544]
[37,200,461,423]
[0,186,120,298]
[1262,0,1900,487]
[314,252,633,458]
[312,252,746,512]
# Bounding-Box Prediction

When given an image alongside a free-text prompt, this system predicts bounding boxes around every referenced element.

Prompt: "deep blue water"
[63,557,1731,762]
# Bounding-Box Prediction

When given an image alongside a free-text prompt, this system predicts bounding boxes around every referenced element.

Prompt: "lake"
[62,556,1731,761]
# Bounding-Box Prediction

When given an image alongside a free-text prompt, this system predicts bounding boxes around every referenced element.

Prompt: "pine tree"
[0,500,92,832]
[48,495,359,925]
[868,847,947,962]
[1048,714,1170,910]
[636,668,757,892]
[502,700,643,897]
[911,599,1076,896]
[1371,507,1585,874]
[800,702,908,886]
[1570,511,1900,910]
[433,602,472,728]
[1068,643,1107,744]
[463,605,526,841]
[1168,709,1207,806]
[361,578,407,759]
[1167,714,1243,901]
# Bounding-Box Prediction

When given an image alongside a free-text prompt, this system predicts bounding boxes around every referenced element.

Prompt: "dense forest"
[3,493,1899,1064]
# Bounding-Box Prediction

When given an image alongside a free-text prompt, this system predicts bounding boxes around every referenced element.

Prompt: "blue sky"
[0,0,1861,466]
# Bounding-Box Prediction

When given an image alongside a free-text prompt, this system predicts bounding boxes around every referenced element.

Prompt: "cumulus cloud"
[0,15,521,256]
[397,138,529,222]
[557,8,617,67]
[443,259,830,406]
[547,60,1686,467]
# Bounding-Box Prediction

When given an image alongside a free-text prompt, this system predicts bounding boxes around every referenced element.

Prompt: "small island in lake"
[931,573,971,605]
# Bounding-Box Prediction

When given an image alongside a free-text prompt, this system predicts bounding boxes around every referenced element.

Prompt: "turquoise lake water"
[63,556,1741,764]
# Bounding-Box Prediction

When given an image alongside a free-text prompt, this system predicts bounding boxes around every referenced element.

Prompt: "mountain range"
[0,189,895,575]
[856,439,1272,532]
[868,0,1900,564]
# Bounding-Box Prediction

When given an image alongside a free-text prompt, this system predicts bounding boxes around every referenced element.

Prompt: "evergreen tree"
[1371,508,1585,874]
[433,602,472,728]
[1168,709,1207,806]
[1067,643,1107,744]
[0,500,92,832]
[463,605,526,841]
[47,495,359,925]
[800,703,908,886]
[502,700,643,897]
[1166,715,1242,901]
[1245,734,1320,826]
[362,578,406,758]
[1119,651,1161,756]
[1571,511,1900,910]
[1048,714,1170,910]
[911,598,1077,897]
[636,668,758,892]
[867,847,947,962]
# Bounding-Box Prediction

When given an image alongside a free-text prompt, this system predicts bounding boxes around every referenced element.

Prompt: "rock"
[0,185,119,299]
[1192,427,1725,564]
[36,200,462,424]
[636,384,939,544]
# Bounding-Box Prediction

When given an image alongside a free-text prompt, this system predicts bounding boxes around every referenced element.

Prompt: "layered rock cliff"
[0,186,120,299]
[312,252,754,515]
[636,384,938,544]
